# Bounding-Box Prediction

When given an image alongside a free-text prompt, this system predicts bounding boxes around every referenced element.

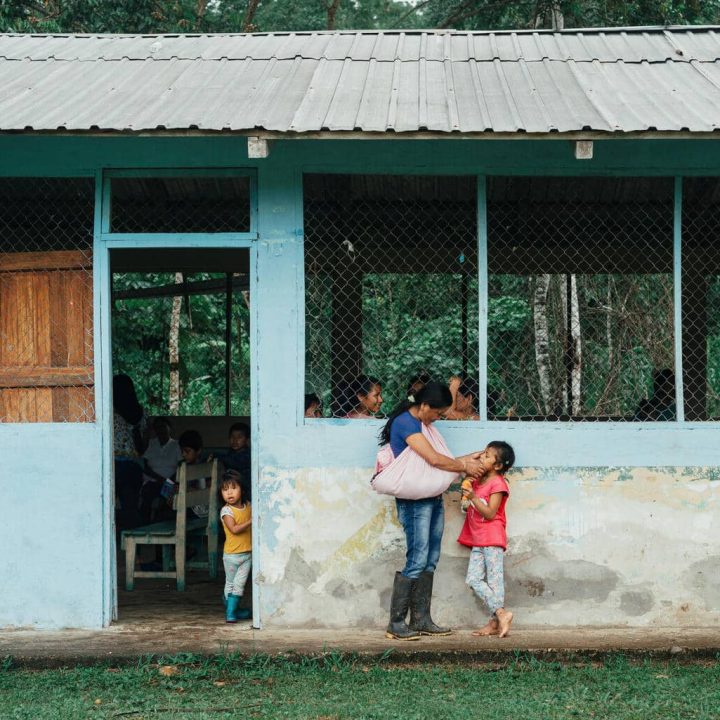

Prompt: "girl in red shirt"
[458,441,515,638]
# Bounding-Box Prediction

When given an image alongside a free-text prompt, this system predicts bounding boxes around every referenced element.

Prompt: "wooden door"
[0,250,94,422]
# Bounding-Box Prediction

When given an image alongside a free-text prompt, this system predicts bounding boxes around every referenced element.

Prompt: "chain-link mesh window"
[487,177,674,421]
[0,178,95,422]
[305,174,477,418]
[111,267,250,417]
[110,176,251,233]
[682,178,720,421]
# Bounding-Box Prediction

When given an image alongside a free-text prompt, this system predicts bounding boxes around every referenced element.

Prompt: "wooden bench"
[121,459,219,591]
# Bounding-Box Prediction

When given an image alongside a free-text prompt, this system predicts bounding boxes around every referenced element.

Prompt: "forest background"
[3,1,717,419]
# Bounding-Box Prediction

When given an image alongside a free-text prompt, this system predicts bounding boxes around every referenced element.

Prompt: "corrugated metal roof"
[1,26,719,135]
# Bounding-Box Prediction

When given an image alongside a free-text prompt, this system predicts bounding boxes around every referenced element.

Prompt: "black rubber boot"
[409,571,452,636]
[385,572,421,640]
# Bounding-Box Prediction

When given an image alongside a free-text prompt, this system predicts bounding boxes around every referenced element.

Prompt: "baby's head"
[220,476,244,506]
[228,422,250,451]
[178,429,203,464]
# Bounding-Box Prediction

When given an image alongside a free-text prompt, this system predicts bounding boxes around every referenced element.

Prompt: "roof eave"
[0,128,717,140]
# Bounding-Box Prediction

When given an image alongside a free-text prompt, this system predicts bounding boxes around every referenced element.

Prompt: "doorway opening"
[109,247,253,624]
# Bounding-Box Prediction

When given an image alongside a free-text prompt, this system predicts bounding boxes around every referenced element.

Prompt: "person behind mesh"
[219,474,252,623]
[445,376,480,420]
[406,372,431,399]
[458,441,516,639]
[379,381,486,640]
[337,375,384,418]
[304,393,322,418]
[633,369,676,421]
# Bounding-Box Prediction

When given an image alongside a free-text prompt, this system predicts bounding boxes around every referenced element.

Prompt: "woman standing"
[113,374,148,530]
[379,381,485,640]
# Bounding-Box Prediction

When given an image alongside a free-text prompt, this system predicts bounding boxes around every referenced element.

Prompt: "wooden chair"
[121,459,219,591]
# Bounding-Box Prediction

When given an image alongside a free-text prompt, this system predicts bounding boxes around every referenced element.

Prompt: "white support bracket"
[574,140,594,160]
[248,136,270,159]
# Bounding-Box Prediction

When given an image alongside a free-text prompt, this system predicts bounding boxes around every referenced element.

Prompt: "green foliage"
[488,273,673,418]
[112,273,250,417]
[421,0,720,31]
[4,0,718,34]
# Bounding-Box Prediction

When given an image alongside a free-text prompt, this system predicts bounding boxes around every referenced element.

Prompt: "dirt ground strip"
[4,575,720,667]
[3,624,720,667]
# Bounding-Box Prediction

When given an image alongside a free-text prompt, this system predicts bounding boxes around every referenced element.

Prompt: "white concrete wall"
[0,424,105,628]
[257,465,720,628]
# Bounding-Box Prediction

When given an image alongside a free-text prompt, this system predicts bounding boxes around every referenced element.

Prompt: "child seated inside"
[220,474,252,623]
[176,429,212,519]
[221,422,251,502]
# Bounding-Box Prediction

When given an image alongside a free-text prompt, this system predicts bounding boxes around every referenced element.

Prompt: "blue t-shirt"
[389,411,422,458]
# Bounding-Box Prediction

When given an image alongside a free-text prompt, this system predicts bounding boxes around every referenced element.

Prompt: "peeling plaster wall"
[257,466,720,628]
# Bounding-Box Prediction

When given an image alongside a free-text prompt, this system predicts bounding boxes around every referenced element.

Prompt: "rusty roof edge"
[0,57,715,63]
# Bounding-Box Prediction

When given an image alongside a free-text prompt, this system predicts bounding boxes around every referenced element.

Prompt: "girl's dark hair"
[220,475,243,491]
[458,377,480,412]
[379,381,453,446]
[488,440,515,471]
[337,375,381,416]
[178,429,203,451]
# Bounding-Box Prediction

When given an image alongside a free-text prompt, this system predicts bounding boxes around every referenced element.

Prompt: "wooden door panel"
[0,250,93,422]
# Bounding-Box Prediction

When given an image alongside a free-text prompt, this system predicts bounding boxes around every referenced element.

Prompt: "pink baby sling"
[371,421,459,500]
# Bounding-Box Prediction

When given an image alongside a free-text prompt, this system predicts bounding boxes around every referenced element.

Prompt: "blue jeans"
[395,496,445,579]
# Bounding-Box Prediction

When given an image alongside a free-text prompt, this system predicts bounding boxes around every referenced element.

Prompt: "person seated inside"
[304,393,322,418]
[221,422,251,503]
[176,429,213,519]
[139,417,182,524]
[634,368,676,421]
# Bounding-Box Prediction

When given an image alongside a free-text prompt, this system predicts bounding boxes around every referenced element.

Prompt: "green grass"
[1,652,719,719]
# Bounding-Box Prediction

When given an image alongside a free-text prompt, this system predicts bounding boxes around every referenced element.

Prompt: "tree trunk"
[168,272,183,415]
[242,0,261,32]
[533,274,553,414]
[560,273,582,415]
[326,0,342,30]
[569,274,582,415]
[535,2,564,29]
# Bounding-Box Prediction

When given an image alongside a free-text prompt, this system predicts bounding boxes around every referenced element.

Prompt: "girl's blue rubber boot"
[226,594,241,623]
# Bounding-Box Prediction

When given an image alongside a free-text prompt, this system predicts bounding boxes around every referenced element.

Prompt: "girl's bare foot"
[471,618,499,636]
[496,608,513,638]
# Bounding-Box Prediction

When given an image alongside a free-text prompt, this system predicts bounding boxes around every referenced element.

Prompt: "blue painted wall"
[1,135,720,628]
[0,424,105,627]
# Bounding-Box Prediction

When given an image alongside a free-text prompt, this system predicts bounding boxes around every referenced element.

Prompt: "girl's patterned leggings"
[465,545,505,616]
[223,551,252,598]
